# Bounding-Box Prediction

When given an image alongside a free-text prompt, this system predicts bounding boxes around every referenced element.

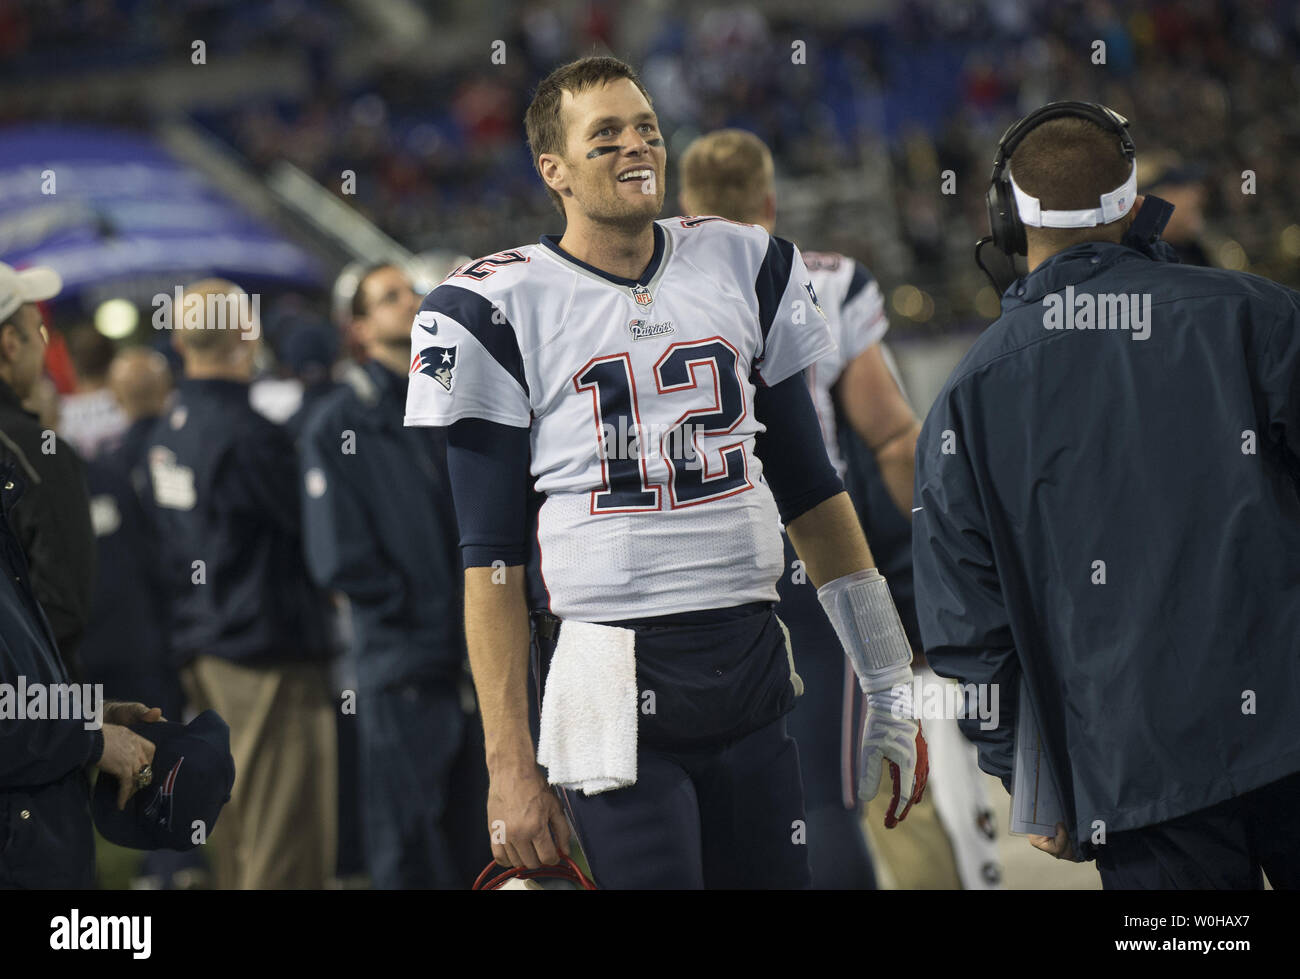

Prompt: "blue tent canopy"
[0,124,324,304]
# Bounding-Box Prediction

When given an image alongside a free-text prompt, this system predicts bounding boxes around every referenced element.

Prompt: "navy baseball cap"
[93,710,236,851]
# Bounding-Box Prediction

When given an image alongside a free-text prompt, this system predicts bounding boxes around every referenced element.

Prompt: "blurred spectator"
[82,348,179,719]
[82,348,205,888]
[146,279,336,889]
[282,321,341,441]
[106,347,174,480]
[300,264,489,887]
[60,326,127,461]
[1138,152,1212,267]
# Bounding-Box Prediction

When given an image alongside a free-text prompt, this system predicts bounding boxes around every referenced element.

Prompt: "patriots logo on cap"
[411,344,459,392]
[142,756,184,831]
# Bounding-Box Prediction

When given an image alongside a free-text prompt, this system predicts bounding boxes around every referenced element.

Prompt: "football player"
[679,129,1003,890]
[405,56,927,888]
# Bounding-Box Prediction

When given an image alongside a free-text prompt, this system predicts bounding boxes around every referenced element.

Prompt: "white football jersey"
[405,216,836,621]
[802,251,889,477]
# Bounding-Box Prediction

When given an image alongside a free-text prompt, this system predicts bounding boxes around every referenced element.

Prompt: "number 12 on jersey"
[573,338,753,513]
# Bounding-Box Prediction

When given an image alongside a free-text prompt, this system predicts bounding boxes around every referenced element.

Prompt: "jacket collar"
[0,377,30,414]
[178,377,250,402]
[363,358,407,403]
[1003,242,1150,309]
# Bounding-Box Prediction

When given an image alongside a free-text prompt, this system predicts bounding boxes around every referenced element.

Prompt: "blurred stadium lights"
[1280,225,1300,259]
[891,284,936,322]
[411,250,473,292]
[974,286,1002,321]
[93,298,138,340]
[1217,239,1248,271]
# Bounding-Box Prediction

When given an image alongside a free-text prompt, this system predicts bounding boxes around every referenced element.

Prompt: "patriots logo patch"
[804,280,825,318]
[411,344,459,392]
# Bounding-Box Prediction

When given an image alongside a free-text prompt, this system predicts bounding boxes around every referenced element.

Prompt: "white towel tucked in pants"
[536,620,638,795]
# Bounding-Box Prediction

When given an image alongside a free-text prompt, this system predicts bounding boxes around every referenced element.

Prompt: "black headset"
[983,100,1135,259]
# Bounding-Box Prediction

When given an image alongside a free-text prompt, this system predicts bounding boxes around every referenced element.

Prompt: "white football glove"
[859,675,928,828]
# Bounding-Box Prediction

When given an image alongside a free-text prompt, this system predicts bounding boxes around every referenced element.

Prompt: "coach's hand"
[488,762,571,869]
[1029,822,1076,860]
[859,681,928,828]
[104,701,167,726]
[98,723,158,811]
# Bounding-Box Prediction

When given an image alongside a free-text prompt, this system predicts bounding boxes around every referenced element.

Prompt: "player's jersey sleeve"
[751,236,837,387]
[404,283,531,428]
[838,260,889,362]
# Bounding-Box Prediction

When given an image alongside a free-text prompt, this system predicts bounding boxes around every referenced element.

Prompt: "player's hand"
[487,762,571,870]
[98,723,158,810]
[104,701,166,726]
[1029,821,1076,860]
[859,682,928,827]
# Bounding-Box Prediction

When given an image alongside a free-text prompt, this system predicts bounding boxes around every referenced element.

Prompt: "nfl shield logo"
[632,285,653,307]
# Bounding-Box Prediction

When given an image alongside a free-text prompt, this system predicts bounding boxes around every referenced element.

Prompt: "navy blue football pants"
[357,674,491,888]
[531,604,812,889]
[1096,769,1300,889]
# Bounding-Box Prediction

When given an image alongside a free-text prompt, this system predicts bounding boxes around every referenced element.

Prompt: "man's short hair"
[67,325,116,382]
[679,129,774,223]
[173,278,249,354]
[351,263,399,319]
[525,56,654,214]
[1009,116,1135,251]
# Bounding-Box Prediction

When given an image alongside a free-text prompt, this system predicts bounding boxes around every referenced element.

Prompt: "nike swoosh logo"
[911,507,924,513]
[416,312,438,336]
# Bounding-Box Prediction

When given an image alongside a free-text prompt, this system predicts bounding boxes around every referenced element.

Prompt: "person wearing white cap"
[0,261,96,679]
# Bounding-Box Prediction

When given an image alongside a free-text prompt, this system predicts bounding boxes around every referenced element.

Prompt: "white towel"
[536,620,638,795]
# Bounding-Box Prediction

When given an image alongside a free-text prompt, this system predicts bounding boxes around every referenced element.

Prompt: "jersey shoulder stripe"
[658,214,769,263]
[419,282,529,399]
[844,260,875,305]
[755,234,797,344]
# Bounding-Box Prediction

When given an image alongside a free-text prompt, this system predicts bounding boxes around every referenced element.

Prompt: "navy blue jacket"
[914,241,1300,857]
[0,451,99,888]
[80,421,182,719]
[0,379,95,678]
[146,379,332,666]
[300,361,463,689]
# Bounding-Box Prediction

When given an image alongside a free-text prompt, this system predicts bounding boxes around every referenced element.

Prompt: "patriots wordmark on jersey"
[800,251,890,478]
[405,216,836,621]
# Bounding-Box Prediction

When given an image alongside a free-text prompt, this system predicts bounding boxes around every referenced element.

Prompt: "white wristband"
[816,568,914,692]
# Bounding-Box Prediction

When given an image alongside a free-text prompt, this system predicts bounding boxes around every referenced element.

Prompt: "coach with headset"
[913,101,1300,888]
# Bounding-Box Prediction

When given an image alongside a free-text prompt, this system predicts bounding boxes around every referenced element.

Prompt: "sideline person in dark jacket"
[0,446,159,889]
[147,279,336,889]
[82,348,182,725]
[300,263,488,888]
[0,262,94,680]
[914,106,1300,889]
